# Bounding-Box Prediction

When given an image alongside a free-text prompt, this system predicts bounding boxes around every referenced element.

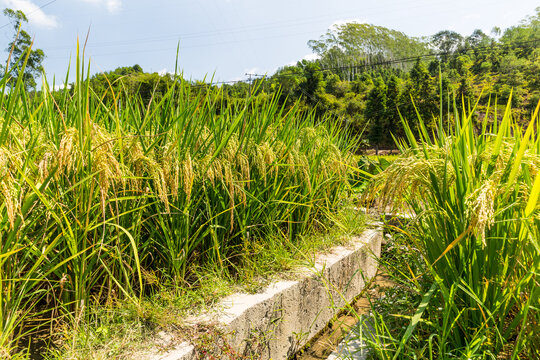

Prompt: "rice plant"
[364,94,540,358]
[0,44,356,357]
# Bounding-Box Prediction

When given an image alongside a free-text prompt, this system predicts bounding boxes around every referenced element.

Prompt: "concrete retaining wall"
[146,228,381,360]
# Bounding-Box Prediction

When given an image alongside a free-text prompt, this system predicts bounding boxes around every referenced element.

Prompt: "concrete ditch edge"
[146,228,382,360]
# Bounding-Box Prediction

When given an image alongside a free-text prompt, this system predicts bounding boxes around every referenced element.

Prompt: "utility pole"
[245,73,268,98]
[245,73,257,97]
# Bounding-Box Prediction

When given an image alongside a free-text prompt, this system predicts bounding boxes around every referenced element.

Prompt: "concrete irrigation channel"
[143,227,382,360]
[295,272,395,360]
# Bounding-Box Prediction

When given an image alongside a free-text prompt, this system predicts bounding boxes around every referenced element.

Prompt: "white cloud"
[244,67,260,75]
[227,68,263,82]
[2,0,58,28]
[54,83,72,91]
[302,53,320,61]
[329,18,365,31]
[81,0,122,13]
[229,75,244,82]
[158,68,176,76]
[286,53,320,66]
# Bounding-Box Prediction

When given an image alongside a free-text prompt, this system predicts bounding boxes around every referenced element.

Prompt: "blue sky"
[0,0,538,84]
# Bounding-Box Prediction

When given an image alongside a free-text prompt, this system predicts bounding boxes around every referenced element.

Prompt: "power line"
[40,0,505,56]
[266,38,540,79]
[39,0,449,52]
[46,29,321,59]
[189,79,246,88]
[75,37,539,98]
[183,37,539,93]
[191,38,539,116]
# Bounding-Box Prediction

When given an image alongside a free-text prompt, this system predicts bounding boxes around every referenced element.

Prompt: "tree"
[431,30,464,57]
[405,59,437,130]
[90,64,144,101]
[308,22,427,80]
[1,8,45,89]
[296,60,326,108]
[465,29,491,48]
[365,76,387,153]
[271,64,303,106]
[456,73,474,108]
[500,7,540,45]
[385,75,403,144]
[409,58,435,98]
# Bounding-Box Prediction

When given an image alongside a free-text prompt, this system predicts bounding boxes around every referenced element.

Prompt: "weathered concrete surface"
[146,228,381,360]
[151,343,195,360]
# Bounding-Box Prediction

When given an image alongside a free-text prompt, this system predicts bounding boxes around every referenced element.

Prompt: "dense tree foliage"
[308,22,428,80]
[79,8,540,151]
[88,64,175,104]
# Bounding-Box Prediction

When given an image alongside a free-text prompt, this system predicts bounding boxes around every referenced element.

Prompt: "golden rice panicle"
[0,147,11,179]
[122,138,170,208]
[91,125,123,211]
[124,139,146,191]
[320,143,344,177]
[181,153,194,201]
[223,137,240,163]
[198,155,216,185]
[143,151,170,211]
[38,150,54,181]
[0,147,22,228]
[235,153,250,188]
[272,140,287,160]
[152,165,170,212]
[162,142,180,198]
[262,142,276,166]
[223,160,234,197]
[259,142,276,176]
[57,128,79,177]
[285,147,295,177]
[230,155,248,206]
[31,129,52,180]
[253,144,268,185]
[0,178,17,228]
[466,180,497,247]
[223,161,235,230]
[299,153,312,192]
[368,150,434,211]
[300,127,318,145]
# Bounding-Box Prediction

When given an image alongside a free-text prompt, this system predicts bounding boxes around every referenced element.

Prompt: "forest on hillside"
[64,8,540,151]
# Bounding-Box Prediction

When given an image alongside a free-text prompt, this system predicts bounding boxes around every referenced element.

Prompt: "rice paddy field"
[0,47,539,359]
[0,51,363,358]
